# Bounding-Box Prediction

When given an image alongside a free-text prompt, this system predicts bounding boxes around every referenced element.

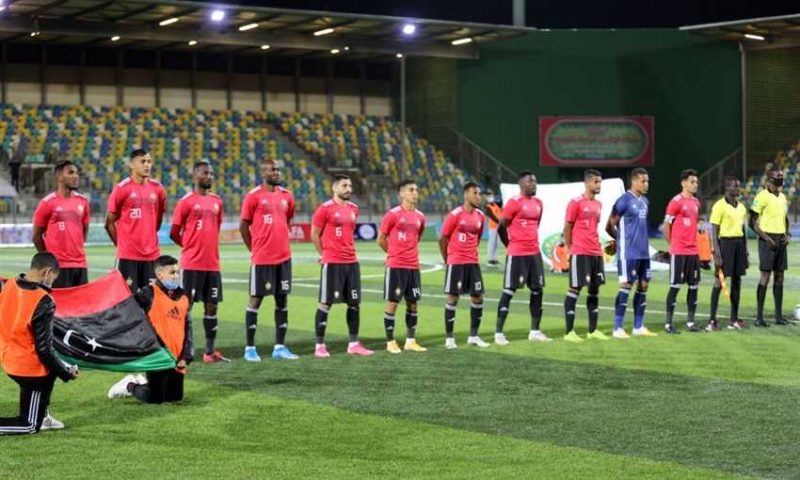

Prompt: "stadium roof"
[681,13,800,51]
[0,0,532,59]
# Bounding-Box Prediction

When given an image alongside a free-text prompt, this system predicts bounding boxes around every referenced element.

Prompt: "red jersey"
[380,206,426,269]
[441,206,484,265]
[665,193,700,255]
[565,194,602,256]
[240,185,295,265]
[503,194,543,256]
[107,178,166,261]
[312,199,359,264]
[32,191,90,268]
[171,192,224,271]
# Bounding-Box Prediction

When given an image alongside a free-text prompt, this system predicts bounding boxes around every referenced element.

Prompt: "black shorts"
[719,238,748,277]
[669,254,701,286]
[503,255,545,290]
[52,268,88,289]
[444,263,484,296]
[181,270,223,303]
[758,234,788,272]
[384,267,422,303]
[250,261,292,297]
[116,259,155,291]
[319,263,361,305]
[569,255,605,289]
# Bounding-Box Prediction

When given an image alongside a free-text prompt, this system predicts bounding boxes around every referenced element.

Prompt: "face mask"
[771,178,784,187]
[162,279,180,291]
[486,196,495,203]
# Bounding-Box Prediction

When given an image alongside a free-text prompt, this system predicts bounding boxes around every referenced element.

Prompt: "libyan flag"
[52,270,176,372]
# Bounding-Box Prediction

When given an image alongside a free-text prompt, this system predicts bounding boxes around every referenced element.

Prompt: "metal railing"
[698,148,743,200]
[446,127,517,189]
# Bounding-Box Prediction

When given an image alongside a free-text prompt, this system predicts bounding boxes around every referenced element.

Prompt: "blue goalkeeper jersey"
[612,191,650,260]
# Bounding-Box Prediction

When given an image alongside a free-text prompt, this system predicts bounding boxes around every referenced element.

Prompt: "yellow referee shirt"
[751,189,788,234]
[710,197,747,237]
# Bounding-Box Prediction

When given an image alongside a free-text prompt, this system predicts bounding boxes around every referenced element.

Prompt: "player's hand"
[68,365,80,379]
[604,240,617,256]
[713,254,723,270]
[782,234,790,246]
[176,360,187,369]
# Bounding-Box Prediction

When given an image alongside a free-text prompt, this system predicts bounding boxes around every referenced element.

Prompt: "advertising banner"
[539,116,654,167]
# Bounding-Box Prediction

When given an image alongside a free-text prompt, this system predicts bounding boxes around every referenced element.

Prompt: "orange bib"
[148,287,189,373]
[0,279,49,377]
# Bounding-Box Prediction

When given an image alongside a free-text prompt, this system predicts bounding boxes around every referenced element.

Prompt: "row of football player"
[31,153,791,362]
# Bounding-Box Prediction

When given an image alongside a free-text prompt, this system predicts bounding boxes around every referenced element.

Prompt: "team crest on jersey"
[213,204,220,212]
[150,193,157,201]
[459,220,466,225]
[194,204,201,210]
[77,205,84,214]
[350,213,356,221]
[130,192,138,198]
[55,206,63,212]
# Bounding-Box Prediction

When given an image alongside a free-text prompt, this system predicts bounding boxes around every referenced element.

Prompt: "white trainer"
[134,374,148,385]
[444,337,458,349]
[528,330,553,342]
[107,374,136,399]
[40,414,64,430]
[494,333,510,346]
[612,329,631,339]
[467,336,490,348]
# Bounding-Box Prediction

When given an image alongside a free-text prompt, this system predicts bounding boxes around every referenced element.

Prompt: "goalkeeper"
[605,168,658,338]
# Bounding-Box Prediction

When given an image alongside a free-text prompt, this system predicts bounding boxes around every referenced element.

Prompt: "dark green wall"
[456,30,741,215]
[746,49,800,165]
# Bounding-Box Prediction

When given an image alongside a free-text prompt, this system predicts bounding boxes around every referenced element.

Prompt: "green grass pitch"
[2,240,800,479]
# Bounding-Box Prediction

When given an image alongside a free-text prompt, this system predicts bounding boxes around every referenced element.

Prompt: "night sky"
[200,0,799,28]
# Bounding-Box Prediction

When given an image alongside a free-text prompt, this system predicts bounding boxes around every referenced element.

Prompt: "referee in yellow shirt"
[708,176,748,330]
[749,166,791,327]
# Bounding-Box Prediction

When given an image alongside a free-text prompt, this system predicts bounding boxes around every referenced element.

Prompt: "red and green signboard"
[539,116,654,167]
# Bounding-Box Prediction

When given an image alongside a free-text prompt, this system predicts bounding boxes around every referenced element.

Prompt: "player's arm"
[748,211,775,247]
[31,225,47,252]
[377,231,389,253]
[105,212,119,245]
[32,297,77,382]
[605,212,621,239]
[169,224,183,246]
[563,222,574,250]
[438,234,449,263]
[239,219,252,252]
[311,226,324,257]
[662,219,672,243]
[497,217,510,247]
[83,202,90,238]
[156,188,166,231]
[710,222,722,267]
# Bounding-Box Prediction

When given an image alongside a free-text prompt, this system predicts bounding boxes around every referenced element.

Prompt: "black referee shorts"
[181,269,223,303]
[669,254,701,286]
[502,254,545,290]
[758,234,788,272]
[569,255,605,289]
[52,268,88,289]
[719,238,747,277]
[116,259,155,291]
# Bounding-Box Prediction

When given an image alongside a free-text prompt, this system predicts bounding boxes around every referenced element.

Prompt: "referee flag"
[52,270,176,372]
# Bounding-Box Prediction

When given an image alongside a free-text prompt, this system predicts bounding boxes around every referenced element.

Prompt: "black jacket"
[133,281,194,364]
[1,275,74,382]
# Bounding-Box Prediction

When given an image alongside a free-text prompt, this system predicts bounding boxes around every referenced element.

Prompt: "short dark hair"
[584,169,602,180]
[517,170,535,180]
[130,148,148,160]
[193,161,211,171]
[463,181,479,192]
[630,167,648,180]
[261,157,277,165]
[767,164,783,175]
[30,252,60,272]
[724,175,739,185]
[54,160,77,175]
[333,174,350,185]
[397,179,416,192]
[679,169,698,181]
[155,255,179,269]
